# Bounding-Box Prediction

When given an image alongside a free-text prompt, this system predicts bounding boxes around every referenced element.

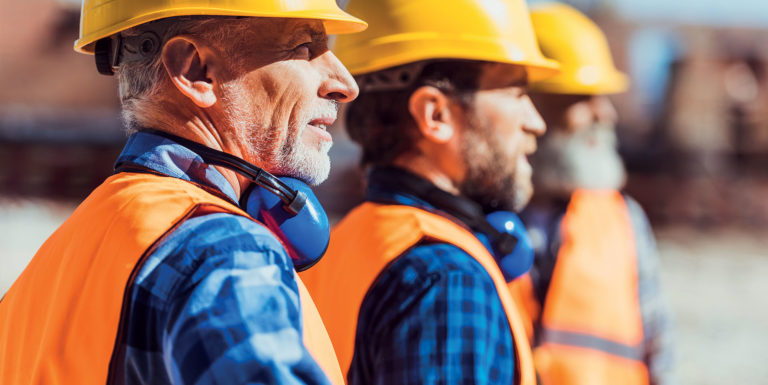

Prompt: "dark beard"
[457,114,522,213]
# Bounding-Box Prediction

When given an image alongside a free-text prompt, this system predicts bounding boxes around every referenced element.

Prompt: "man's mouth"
[307,117,336,141]
[524,138,539,157]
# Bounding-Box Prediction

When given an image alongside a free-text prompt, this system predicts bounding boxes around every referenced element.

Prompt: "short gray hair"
[116,17,251,131]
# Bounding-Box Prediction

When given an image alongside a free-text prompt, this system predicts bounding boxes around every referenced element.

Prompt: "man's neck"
[391,156,460,195]
[141,105,247,199]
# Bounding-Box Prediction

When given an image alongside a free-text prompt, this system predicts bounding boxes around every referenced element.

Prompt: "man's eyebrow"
[311,29,327,42]
[492,76,527,90]
[507,77,527,87]
[283,25,326,47]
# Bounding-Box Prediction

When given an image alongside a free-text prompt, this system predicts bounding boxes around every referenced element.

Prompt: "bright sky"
[529,0,768,28]
[615,0,768,28]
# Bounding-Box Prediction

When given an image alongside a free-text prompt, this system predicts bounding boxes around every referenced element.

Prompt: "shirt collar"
[365,166,437,210]
[114,131,239,203]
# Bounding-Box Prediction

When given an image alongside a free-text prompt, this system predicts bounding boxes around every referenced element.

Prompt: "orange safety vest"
[0,172,344,385]
[509,189,649,385]
[301,202,536,385]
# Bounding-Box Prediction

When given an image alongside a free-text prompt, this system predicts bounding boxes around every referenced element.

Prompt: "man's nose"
[317,51,359,103]
[522,95,547,137]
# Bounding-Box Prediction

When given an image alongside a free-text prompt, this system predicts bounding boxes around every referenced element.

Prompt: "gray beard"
[271,127,332,186]
[531,123,627,197]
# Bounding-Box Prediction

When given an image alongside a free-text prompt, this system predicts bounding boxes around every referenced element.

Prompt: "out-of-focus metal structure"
[0,0,125,199]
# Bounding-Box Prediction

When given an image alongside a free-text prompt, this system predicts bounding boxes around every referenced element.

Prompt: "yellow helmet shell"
[529,2,629,95]
[333,0,560,82]
[75,0,368,54]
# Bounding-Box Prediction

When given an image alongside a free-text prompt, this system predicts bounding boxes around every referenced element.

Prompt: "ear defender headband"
[144,129,329,271]
[371,168,534,281]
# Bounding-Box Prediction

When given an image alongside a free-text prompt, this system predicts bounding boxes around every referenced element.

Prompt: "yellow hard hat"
[333,0,560,82]
[529,2,629,95]
[75,0,368,54]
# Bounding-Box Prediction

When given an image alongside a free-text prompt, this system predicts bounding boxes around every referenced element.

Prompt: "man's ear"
[408,86,456,143]
[162,36,217,108]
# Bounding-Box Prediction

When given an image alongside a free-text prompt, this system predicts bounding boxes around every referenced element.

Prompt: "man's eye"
[294,43,311,58]
[507,88,526,98]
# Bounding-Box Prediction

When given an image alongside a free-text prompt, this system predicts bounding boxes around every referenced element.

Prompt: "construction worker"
[301,0,559,383]
[0,1,366,384]
[511,3,675,385]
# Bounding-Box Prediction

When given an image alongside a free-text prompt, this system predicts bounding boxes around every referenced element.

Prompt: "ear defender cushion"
[243,177,330,271]
[486,211,535,281]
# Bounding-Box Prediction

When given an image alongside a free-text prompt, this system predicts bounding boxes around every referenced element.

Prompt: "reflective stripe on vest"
[0,172,343,385]
[514,190,649,385]
[301,202,536,385]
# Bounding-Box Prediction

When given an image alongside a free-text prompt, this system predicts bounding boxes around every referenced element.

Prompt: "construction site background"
[1,0,766,383]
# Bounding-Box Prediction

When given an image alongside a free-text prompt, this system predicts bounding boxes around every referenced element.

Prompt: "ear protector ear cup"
[486,211,535,281]
[140,129,330,271]
[369,167,535,281]
[242,177,330,271]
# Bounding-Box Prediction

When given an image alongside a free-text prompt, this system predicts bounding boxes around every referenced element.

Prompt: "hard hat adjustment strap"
[95,31,163,76]
[356,62,427,92]
[121,31,162,62]
[93,16,251,76]
[94,19,170,76]
[94,35,121,76]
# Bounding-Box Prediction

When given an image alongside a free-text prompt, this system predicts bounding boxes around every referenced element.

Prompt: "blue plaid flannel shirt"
[114,131,330,385]
[347,169,515,385]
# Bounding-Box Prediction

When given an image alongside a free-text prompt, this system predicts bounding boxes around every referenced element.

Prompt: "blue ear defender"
[368,167,536,281]
[242,177,330,271]
[485,211,535,281]
[141,129,330,271]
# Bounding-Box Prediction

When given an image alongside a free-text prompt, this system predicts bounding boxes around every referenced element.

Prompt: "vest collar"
[365,166,496,252]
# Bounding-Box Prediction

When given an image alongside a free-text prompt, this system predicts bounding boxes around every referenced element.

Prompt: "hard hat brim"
[530,70,630,95]
[75,8,367,54]
[336,35,561,82]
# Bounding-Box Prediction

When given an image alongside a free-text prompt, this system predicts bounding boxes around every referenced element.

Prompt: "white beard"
[531,123,627,196]
[271,104,338,186]
[275,135,332,185]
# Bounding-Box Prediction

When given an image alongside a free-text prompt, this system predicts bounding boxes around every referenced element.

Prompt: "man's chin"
[510,182,532,212]
[290,155,331,186]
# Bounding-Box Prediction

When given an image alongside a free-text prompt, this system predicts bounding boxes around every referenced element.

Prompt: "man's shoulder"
[383,241,495,289]
[170,212,284,252]
[135,212,294,297]
[622,194,651,222]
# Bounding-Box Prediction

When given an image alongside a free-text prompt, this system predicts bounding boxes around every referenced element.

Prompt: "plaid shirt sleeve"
[348,242,515,385]
[120,212,330,385]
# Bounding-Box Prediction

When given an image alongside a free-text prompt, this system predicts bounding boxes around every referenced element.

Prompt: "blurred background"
[1,0,766,383]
